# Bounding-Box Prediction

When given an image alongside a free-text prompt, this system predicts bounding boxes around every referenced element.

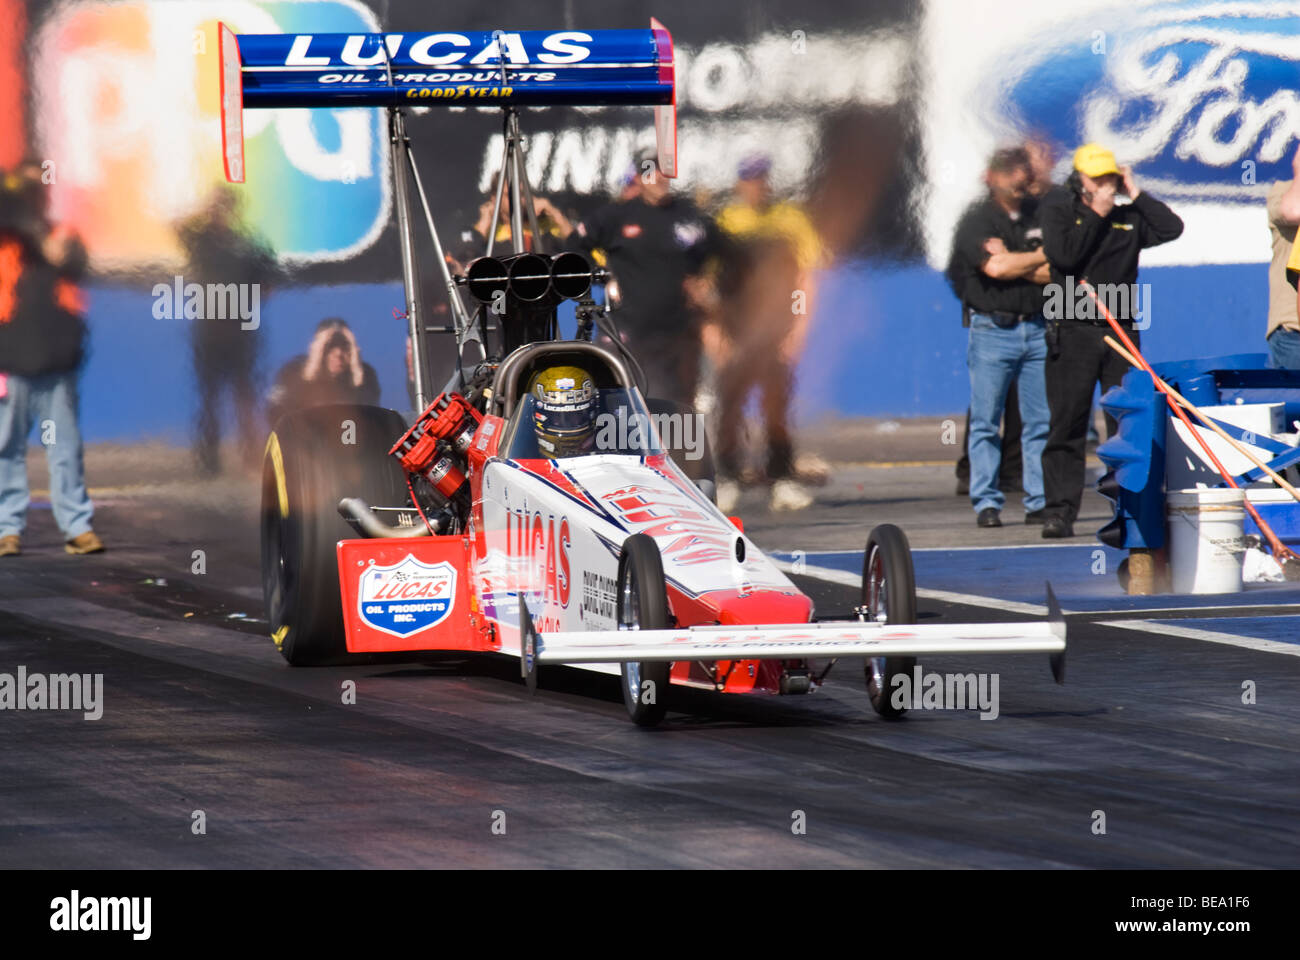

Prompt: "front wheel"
[862,524,917,719]
[617,534,672,727]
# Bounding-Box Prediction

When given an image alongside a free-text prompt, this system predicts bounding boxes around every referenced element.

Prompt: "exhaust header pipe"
[463,252,594,305]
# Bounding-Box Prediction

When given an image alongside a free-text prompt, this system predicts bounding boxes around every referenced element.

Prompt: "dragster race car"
[218,20,1066,725]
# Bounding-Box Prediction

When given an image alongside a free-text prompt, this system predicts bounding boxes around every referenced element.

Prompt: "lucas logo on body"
[359,556,457,638]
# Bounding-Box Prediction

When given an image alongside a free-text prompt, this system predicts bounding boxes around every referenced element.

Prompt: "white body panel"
[476,454,798,634]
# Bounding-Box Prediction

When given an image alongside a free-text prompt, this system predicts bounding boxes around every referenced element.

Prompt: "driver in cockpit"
[529,365,600,459]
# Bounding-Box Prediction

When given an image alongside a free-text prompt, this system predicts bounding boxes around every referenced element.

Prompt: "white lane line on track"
[915,587,1048,616]
[779,556,1300,617]
[770,543,1088,556]
[1095,620,1300,657]
[1083,604,1300,618]
[782,561,1300,655]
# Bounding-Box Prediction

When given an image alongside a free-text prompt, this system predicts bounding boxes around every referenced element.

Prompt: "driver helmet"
[529,365,599,458]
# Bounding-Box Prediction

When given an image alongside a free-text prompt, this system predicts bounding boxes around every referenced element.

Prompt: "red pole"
[1081,281,1239,487]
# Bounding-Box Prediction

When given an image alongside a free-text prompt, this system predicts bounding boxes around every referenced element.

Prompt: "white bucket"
[1167,488,1246,595]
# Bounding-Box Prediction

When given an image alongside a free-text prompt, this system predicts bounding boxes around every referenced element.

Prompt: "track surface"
[2,451,1298,868]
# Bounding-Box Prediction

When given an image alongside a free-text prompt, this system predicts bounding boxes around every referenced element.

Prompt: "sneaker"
[794,452,831,486]
[1041,516,1074,539]
[1024,509,1047,525]
[716,480,741,514]
[0,535,19,558]
[769,479,813,512]
[64,531,105,555]
[977,507,1002,528]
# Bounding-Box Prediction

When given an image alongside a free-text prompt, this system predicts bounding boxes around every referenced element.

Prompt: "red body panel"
[665,583,814,694]
[338,536,488,653]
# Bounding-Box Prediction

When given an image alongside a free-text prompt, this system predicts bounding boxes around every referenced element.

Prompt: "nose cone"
[689,586,813,627]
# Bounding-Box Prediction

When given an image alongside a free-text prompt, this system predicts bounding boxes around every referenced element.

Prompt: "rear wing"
[217,19,677,184]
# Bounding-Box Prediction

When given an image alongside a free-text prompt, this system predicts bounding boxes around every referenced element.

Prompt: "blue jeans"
[0,370,95,539]
[1268,328,1300,370]
[967,313,1049,514]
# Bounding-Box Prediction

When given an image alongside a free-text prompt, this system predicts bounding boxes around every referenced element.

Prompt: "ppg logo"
[33,0,388,267]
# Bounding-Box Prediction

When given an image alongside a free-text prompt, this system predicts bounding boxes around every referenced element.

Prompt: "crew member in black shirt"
[567,147,720,404]
[1037,143,1183,538]
[948,148,1053,528]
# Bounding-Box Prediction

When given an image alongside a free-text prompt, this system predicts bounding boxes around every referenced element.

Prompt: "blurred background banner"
[920,0,1298,268]
[2,0,1292,439]
[32,0,390,269]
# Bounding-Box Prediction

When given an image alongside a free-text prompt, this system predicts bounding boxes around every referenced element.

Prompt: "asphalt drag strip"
[2,567,1297,868]
[1,455,1297,868]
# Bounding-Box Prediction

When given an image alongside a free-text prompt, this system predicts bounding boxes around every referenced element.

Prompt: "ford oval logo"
[1002,3,1300,200]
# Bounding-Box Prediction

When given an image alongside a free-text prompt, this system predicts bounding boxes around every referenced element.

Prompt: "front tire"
[862,524,918,719]
[262,403,410,665]
[617,534,672,727]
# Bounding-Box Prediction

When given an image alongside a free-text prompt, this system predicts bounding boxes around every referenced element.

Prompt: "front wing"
[537,619,1064,663]
[534,587,1066,681]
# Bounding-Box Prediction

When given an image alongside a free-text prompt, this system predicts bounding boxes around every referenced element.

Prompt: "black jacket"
[947,195,1045,316]
[1039,185,1183,290]
[0,225,88,377]
[567,195,721,341]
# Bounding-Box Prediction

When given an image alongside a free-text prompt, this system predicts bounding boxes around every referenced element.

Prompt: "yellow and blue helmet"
[529,365,599,458]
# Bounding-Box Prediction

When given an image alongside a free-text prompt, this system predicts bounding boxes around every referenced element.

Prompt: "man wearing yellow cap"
[1037,143,1183,539]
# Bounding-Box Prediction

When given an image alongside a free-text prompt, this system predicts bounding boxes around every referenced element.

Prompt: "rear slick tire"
[262,403,410,666]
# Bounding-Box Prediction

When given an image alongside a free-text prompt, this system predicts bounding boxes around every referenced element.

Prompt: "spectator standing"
[178,186,278,477]
[1266,145,1300,369]
[1038,143,1183,538]
[712,155,825,513]
[947,148,1052,528]
[0,160,103,557]
[567,146,720,405]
